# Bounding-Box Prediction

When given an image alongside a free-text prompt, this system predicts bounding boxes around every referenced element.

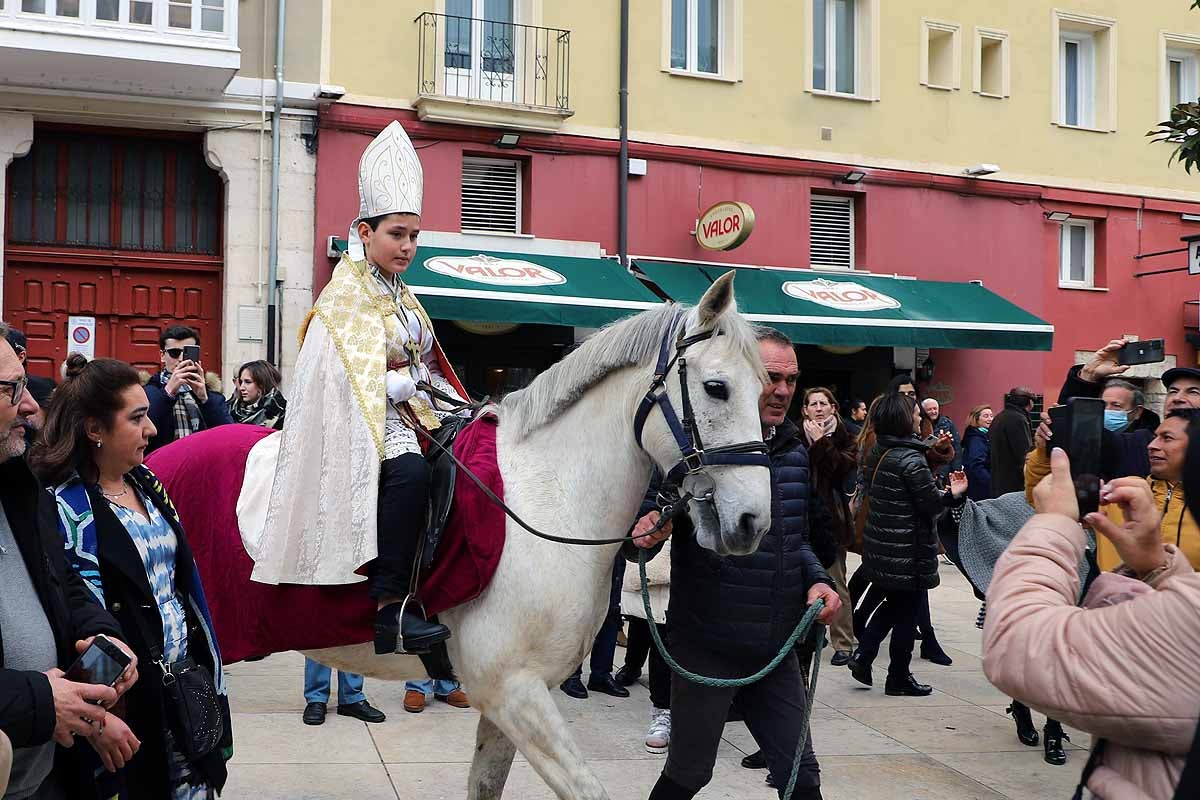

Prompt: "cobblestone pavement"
[223,556,1087,799]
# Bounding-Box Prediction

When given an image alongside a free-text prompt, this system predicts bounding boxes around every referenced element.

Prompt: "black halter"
[633,321,771,500]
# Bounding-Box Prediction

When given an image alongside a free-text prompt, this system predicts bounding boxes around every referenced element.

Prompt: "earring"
[95,440,102,449]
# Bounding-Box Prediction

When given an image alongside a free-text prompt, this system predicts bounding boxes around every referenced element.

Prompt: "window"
[444,0,516,102]
[807,0,878,99]
[920,19,960,90]
[1161,34,1200,119]
[1052,11,1116,131]
[461,157,522,234]
[671,0,720,74]
[974,28,1009,97]
[810,195,854,270]
[1058,220,1095,288]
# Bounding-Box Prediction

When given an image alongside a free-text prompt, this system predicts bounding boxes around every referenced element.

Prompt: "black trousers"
[855,588,921,682]
[623,616,671,710]
[369,453,431,600]
[572,555,625,679]
[660,638,820,796]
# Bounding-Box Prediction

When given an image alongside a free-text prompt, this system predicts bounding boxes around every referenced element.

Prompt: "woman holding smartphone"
[32,355,231,800]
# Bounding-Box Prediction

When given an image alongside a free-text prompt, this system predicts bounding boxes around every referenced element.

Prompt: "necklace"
[99,482,128,501]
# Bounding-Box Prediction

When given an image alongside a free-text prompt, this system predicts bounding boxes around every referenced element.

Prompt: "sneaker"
[975,602,987,630]
[644,708,671,754]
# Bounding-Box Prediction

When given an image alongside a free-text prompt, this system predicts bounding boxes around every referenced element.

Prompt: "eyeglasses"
[164,348,184,359]
[0,376,27,407]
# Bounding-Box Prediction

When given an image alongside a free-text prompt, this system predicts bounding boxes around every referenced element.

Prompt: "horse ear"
[696,271,736,327]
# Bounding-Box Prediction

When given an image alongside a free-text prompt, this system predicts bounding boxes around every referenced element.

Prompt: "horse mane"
[500,301,760,441]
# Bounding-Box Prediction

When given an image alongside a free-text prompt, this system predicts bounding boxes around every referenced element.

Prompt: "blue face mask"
[978,426,989,433]
[1103,409,1130,432]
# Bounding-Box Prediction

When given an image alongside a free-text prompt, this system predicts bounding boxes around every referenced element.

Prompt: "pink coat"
[983,513,1200,800]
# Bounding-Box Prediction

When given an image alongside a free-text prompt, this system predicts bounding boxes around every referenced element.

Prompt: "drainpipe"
[618,0,629,270]
[266,0,287,365]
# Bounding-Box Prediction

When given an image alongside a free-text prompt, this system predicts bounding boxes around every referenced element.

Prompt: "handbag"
[158,655,224,762]
[851,448,894,555]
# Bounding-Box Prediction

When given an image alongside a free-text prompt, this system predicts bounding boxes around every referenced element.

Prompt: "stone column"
[205,117,315,391]
[0,113,35,313]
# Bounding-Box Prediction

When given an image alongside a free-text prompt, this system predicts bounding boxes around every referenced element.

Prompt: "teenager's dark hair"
[871,392,919,439]
[159,325,200,349]
[237,360,282,395]
[358,212,418,232]
[31,355,143,486]
[1167,408,1200,425]
[850,398,866,411]
[886,373,915,393]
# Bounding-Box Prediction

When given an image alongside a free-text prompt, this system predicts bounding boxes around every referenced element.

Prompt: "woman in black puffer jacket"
[847,393,967,697]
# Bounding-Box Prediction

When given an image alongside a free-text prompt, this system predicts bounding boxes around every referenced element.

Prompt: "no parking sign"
[67,316,96,360]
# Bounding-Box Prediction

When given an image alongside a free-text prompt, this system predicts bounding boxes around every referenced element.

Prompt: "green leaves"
[1148,102,1200,173]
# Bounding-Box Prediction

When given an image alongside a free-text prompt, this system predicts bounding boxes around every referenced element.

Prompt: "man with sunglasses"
[144,325,232,454]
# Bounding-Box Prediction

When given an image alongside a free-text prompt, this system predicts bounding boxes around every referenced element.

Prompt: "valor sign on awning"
[635,260,1053,351]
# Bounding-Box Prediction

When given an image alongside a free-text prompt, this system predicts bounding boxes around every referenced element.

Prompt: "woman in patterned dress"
[31,355,231,800]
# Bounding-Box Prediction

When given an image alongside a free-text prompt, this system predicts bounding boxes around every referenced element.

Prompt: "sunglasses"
[164,348,185,359]
[0,376,27,407]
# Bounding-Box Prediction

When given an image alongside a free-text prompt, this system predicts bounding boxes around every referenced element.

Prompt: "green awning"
[331,240,661,328]
[634,260,1053,351]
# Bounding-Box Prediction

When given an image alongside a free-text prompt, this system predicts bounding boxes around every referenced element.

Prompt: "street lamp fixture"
[494,132,521,148]
[962,164,1000,176]
[1044,211,1072,222]
[839,170,867,184]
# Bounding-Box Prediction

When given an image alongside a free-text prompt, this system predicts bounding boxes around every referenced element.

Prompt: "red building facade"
[313,104,1200,417]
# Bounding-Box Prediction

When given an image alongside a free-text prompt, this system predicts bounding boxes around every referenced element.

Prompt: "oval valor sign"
[782,278,902,312]
[696,201,755,251]
[423,254,567,287]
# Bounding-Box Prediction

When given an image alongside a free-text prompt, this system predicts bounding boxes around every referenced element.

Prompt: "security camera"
[963,164,1000,176]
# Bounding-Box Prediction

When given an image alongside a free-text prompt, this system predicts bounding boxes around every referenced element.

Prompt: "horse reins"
[407,319,769,547]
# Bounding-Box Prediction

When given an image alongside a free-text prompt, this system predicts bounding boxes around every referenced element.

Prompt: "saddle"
[421,413,470,570]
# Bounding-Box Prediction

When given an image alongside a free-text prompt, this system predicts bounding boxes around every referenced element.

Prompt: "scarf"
[53,466,227,695]
[229,389,287,430]
[160,370,202,441]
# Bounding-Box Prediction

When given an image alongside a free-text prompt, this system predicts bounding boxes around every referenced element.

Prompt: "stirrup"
[375,595,451,656]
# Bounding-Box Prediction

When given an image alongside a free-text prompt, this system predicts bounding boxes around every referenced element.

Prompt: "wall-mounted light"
[1044,211,1072,222]
[963,163,1000,176]
[839,170,867,184]
[494,132,521,148]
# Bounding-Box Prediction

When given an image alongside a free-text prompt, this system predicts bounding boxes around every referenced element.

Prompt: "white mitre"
[346,120,424,260]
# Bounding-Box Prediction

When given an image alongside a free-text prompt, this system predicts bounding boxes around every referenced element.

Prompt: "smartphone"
[181,344,201,365]
[1117,339,1165,366]
[1047,398,1104,516]
[65,634,131,688]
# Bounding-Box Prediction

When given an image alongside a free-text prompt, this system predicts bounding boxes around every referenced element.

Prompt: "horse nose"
[738,513,759,540]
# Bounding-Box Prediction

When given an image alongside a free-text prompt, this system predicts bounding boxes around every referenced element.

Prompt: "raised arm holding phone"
[143,325,232,454]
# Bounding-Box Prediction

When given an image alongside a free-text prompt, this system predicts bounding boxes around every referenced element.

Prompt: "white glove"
[386,370,417,404]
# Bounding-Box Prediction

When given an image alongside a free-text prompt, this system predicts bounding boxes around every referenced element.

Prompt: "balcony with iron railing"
[0,0,240,99]
[414,11,572,132]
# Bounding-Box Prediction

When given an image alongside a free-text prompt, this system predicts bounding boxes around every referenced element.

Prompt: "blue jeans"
[304,658,366,705]
[405,678,461,697]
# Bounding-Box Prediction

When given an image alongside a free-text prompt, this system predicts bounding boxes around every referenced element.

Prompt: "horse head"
[642,272,773,556]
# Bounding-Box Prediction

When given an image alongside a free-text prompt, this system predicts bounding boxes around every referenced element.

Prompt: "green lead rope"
[638,549,826,800]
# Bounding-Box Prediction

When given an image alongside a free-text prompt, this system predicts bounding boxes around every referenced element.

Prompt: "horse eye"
[703,380,729,401]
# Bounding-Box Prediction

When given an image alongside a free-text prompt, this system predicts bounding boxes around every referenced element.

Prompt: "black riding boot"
[1043,719,1070,766]
[371,453,451,655]
[1006,701,1039,746]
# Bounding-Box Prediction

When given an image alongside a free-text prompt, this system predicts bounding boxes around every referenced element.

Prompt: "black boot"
[846,649,873,687]
[919,639,954,666]
[1043,720,1070,766]
[1006,702,1039,747]
[374,598,451,655]
[884,673,933,696]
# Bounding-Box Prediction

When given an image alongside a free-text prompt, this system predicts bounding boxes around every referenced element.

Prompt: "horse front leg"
[468,714,517,800]
[485,674,609,800]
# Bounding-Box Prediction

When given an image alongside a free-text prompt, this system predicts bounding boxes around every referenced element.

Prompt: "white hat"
[347,120,423,260]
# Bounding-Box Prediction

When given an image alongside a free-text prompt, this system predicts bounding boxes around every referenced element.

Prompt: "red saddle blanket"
[146,417,506,663]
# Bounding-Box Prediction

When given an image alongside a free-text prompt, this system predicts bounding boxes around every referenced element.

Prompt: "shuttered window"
[809,195,854,269]
[461,157,522,234]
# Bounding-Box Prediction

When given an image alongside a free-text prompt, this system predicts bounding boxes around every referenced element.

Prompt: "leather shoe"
[374,602,451,655]
[337,699,386,723]
[614,665,642,686]
[741,750,766,770]
[1043,723,1070,766]
[437,688,470,708]
[587,673,630,698]
[830,650,852,667]
[403,690,426,713]
[559,676,588,699]
[846,651,873,687]
[1007,703,1039,747]
[920,641,954,666]
[884,674,933,697]
[302,701,326,726]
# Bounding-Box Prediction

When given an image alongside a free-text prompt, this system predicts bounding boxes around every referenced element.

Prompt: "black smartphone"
[1117,339,1165,366]
[1047,398,1103,516]
[65,634,131,688]
[181,344,201,364]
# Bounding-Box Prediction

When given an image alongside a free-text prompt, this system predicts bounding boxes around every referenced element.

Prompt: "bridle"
[633,320,771,509]
[411,317,770,547]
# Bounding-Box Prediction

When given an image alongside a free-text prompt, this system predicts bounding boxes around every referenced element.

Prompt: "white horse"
[157,272,772,800]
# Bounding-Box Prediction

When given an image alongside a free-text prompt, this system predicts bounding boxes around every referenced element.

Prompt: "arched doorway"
[4,126,223,379]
